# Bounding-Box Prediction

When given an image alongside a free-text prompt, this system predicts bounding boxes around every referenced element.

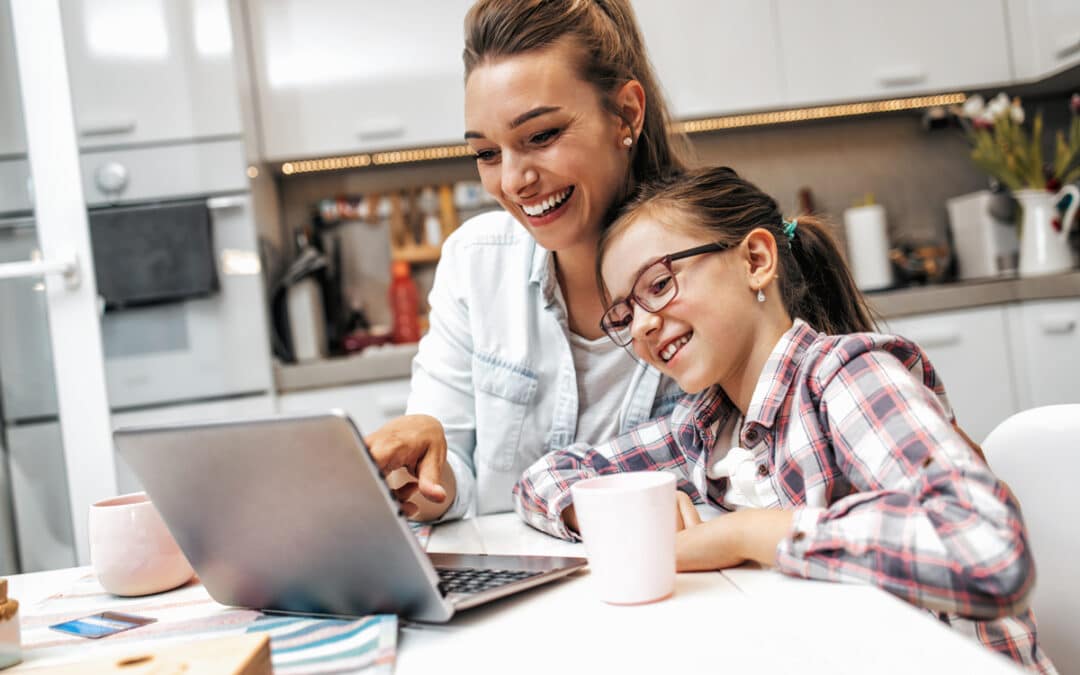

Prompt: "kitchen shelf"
[273,342,418,393]
[391,244,442,264]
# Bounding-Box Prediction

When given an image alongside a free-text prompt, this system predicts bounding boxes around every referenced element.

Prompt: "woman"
[365,0,689,520]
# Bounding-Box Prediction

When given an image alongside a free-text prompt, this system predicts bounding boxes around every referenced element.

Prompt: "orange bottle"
[389,260,421,343]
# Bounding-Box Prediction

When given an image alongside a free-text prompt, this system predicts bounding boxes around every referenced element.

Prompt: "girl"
[514,167,1054,673]
[365,0,688,521]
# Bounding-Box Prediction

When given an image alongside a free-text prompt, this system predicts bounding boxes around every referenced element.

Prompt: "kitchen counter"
[274,271,1080,393]
[866,269,1080,319]
[273,342,418,392]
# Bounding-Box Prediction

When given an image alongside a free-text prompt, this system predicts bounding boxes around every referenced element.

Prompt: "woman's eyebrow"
[465,106,563,140]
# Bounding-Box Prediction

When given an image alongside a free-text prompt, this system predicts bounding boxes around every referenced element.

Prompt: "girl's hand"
[365,414,456,520]
[676,516,748,571]
[675,509,795,572]
[675,490,701,531]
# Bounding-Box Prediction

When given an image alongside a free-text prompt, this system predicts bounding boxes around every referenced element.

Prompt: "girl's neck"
[723,315,794,416]
[553,239,605,340]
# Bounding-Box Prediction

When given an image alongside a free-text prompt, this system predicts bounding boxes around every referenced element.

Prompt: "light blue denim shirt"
[406,210,683,519]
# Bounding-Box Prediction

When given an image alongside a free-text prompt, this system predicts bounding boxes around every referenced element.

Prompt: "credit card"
[49,611,157,639]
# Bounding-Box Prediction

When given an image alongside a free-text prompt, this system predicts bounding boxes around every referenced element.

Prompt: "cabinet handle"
[206,196,247,211]
[1055,33,1080,60]
[79,120,137,137]
[874,66,927,87]
[905,330,960,348]
[1039,316,1076,335]
[356,119,406,141]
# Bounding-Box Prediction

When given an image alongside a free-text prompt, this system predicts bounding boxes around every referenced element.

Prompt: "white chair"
[982,404,1080,672]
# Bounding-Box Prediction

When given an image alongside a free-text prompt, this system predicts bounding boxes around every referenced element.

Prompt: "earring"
[756,288,765,303]
[622,136,633,148]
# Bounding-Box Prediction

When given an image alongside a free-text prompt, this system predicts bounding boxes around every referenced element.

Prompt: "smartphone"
[49,611,157,639]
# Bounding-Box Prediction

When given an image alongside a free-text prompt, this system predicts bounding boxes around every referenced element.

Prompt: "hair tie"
[782,218,798,240]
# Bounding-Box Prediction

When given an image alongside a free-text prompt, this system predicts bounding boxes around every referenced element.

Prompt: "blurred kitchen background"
[1,0,1079,574]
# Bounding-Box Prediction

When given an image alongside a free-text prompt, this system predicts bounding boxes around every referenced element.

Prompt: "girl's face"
[464,40,635,253]
[601,215,761,395]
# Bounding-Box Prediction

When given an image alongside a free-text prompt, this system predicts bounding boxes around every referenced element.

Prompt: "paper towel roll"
[843,204,894,291]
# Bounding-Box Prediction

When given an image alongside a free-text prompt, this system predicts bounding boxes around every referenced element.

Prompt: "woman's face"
[601,215,758,395]
[464,41,633,253]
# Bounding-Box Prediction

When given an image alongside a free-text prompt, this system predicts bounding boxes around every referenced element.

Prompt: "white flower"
[978,108,997,126]
[1010,100,1025,124]
[988,92,1011,120]
[961,94,985,118]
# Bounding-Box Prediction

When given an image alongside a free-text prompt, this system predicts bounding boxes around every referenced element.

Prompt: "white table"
[9,513,1023,674]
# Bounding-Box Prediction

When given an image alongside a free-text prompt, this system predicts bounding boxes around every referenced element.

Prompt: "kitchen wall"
[270,91,1080,279]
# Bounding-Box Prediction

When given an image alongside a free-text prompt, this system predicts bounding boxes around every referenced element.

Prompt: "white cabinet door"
[885,306,1019,443]
[0,1,26,157]
[58,0,243,149]
[277,379,412,439]
[776,0,1013,106]
[1007,0,1080,79]
[246,0,473,161]
[633,0,784,118]
[1006,299,1080,410]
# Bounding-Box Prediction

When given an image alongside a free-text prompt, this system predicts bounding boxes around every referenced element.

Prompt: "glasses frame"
[600,241,730,347]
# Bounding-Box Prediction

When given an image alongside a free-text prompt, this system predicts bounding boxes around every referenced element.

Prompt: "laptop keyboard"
[436,567,542,596]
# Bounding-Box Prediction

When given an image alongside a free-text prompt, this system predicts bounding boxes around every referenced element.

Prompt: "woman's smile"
[519,186,575,226]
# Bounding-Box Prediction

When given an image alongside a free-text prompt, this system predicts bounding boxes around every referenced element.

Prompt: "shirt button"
[745,429,759,444]
[792,531,805,542]
[757,463,768,477]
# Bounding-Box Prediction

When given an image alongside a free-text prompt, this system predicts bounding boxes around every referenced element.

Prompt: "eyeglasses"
[600,242,730,346]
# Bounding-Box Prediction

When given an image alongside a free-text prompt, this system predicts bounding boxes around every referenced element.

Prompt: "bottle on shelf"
[389,260,421,344]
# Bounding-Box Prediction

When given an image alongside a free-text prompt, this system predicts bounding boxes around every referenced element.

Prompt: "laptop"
[113,411,587,623]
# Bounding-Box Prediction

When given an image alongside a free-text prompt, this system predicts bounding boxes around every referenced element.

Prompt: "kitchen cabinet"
[1007,0,1080,80]
[775,0,1013,107]
[0,0,26,158]
[884,305,1020,443]
[277,378,412,439]
[1006,298,1080,409]
[58,0,243,149]
[245,0,474,161]
[632,0,785,118]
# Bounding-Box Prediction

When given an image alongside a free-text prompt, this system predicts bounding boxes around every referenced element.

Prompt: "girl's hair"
[598,166,879,335]
[463,0,688,187]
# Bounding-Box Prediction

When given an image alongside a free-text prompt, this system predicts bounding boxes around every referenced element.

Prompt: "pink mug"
[88,492,195,596]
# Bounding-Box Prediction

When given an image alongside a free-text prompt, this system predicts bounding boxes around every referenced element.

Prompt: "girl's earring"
[756,288,765,303]
[623,136,633,148]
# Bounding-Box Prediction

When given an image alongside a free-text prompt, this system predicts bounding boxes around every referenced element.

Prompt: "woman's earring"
[623,136,633,148]
[756,288,765,303]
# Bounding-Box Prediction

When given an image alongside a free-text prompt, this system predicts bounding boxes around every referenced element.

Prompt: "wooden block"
[33,634,271,675]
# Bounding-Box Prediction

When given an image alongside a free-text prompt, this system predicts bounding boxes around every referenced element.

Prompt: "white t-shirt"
[568,331,640,445]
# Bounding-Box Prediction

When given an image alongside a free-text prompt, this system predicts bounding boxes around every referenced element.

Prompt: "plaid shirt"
[514,320,1054,673]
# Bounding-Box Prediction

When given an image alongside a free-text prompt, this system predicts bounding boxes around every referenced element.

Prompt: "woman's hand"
[365,414,456,521]
[676,509,794,572]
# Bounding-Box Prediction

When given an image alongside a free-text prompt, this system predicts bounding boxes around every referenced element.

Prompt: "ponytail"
[599,167,879,335]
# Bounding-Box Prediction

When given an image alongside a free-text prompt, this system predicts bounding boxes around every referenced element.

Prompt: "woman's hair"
[598,166,879,335]
[463,0,688,187]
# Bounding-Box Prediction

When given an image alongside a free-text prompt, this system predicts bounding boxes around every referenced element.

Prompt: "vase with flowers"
[957,93,1080,276]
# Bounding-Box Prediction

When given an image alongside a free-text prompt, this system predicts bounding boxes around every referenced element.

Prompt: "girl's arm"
[775,351,1033,620]
[513,411,700,541]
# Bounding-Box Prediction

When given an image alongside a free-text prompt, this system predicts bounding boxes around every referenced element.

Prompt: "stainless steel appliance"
[0,139,273,572]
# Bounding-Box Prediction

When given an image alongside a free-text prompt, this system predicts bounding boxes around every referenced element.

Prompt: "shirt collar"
[743,318,819,430]
[529,240,560,308]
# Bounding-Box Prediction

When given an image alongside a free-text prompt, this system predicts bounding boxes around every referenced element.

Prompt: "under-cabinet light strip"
[278,93,967,176]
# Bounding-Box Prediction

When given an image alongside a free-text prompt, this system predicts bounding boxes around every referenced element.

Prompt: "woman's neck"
[553,240,606,340]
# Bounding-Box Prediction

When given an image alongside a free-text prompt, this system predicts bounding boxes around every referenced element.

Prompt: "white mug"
[570,472,676,604]
[88,492,195,596]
